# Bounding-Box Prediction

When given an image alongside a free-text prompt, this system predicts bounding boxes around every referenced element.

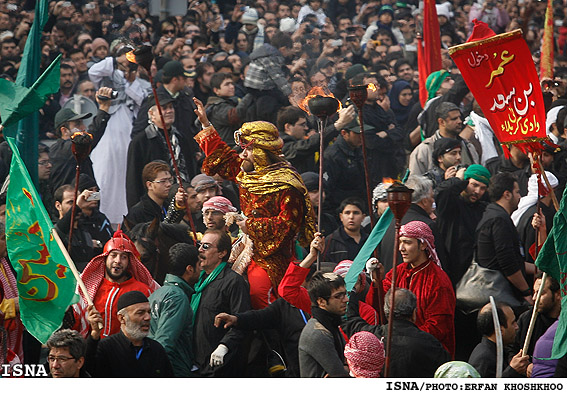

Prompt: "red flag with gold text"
[449,21,549,155]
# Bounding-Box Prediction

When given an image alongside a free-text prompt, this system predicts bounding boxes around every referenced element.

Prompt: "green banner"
[5,137,78,344]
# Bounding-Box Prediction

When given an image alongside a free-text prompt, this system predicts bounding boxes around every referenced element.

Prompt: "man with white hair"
[86,290,173,377]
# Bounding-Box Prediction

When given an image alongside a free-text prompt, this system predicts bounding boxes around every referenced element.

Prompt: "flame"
[298,86,342,115]
[125,50,137,64]
[367,83,377,92]
[71,131,93,139]
[382,177,395,185]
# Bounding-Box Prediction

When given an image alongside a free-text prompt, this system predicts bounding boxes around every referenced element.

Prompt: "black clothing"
[124,194,166,228]
[419,74,470,139]
[235,297,310,377]
[342,292,450,378]
[49,109,110,192]
[311,306,346,364]
[475,203,526,279]
[485,155,527,176]
[322,226,369,269]
[131,85,198,139]
[193,263,251,377]
[126,124,196,209]
[322,135,366,215]
[510,308,557,358]
[86,331,174,378]
[468,337,524,378]
[435,177,488,285]
[205,94,254,148]
[55,206,113,272]
[379,203,448,272]
[362,102,406,185]
[281,123,340,175]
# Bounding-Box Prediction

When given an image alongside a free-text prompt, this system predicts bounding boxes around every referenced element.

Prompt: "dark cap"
[147,92,175,109]
[301,171,323,191]
[432,137,461,161]
[344,64,367,81]
[317,57,334,70]
[162,60,189,79]
[116,290,148,312]
[54,108,92,131]
[72,173,99,192]
[342,117,375,134]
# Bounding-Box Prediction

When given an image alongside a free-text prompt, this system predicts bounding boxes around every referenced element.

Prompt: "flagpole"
[51,228,103,330]
[128,46,198,245]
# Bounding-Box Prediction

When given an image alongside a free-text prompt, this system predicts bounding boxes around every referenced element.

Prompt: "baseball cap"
[54,108,92,131]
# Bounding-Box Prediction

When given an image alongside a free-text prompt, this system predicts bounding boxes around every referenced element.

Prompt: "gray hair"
[384,288,417,320]
[404,175,433,203]
[46,329,86,360]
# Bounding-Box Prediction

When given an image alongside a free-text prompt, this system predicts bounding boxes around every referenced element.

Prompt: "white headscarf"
[511,171,558,226]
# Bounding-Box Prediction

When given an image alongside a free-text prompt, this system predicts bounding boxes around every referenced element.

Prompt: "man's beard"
[106,265,128,281]
[123,315,149,341]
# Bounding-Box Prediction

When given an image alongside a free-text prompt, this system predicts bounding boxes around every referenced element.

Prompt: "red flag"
[418,0,443,107]
[449,22,550,156]
[540,0,554,80]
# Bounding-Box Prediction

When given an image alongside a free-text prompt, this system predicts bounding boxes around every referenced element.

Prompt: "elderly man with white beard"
[85,291,173,377]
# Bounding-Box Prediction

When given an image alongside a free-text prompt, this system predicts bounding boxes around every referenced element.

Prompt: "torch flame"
[298,86,342,115]
[125,50,137,64]
[367,83,377,92]
[71,131,93,139]
[382,177,395,185]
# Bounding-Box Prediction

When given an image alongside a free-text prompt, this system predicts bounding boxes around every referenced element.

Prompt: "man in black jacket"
[126,93,196,209]
[322,197,368,271]
[49,87,114,192]
[322,118,366,216]
[468,302,529,378]
[85,290,173,378]
[192,229,251,377]
[342,287,450,378]
[278,106,354,174]
[475,172,533,312]
[124,161,185,228]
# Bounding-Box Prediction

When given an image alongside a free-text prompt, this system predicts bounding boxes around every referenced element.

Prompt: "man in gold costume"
[193,98,316,309]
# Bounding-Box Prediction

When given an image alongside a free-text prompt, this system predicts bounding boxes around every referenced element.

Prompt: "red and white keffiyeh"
[344,331,385,378]
[399,221,441,267]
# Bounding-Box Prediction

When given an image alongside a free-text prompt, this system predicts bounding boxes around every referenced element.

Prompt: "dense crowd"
[1,0,567,379]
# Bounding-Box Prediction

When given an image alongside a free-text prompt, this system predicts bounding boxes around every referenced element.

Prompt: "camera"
[85,2,95,10]
[346,35,357,42]
[97,90,118,101]
[330,39,343,47]
[86,192,100,201]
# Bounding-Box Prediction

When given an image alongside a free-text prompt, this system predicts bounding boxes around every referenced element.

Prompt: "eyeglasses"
[48,355,76,363]
[38,160,52,166]
[163,29,175,34]
[330,291,348,300]
[151,178,174,185]
[198,242,215,250]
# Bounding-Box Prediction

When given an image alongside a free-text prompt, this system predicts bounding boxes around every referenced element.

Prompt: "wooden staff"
[52,228,102,330]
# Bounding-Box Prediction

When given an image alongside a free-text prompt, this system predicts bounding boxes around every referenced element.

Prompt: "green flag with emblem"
[5,137,78,344]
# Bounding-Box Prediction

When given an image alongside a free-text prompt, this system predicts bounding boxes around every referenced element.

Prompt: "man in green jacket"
[149,243,200,377]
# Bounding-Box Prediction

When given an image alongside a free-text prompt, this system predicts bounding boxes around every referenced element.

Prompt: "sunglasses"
[163,29,175,34]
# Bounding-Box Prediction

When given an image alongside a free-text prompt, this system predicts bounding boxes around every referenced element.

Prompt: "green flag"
[344,171,410,292]
[534,186,567,359]
[0,54,61,130]
[5,137,78,344]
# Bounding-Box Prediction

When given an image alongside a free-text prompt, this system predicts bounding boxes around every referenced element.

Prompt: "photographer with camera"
[54,174,113,272]
[88,40,151,226]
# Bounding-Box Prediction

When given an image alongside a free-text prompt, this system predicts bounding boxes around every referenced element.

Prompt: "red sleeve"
[277,262,312,314]
[195,126,242,181]
[359,301,378,325]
